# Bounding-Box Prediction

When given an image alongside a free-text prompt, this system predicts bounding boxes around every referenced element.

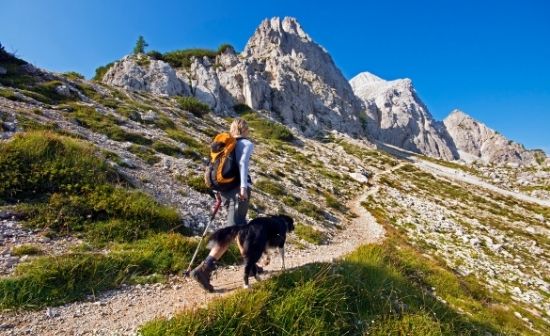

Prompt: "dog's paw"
[243,284,250,289]
[255,274,262,281]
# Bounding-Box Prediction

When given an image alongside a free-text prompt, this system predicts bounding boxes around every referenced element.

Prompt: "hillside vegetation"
[0,62,548,334]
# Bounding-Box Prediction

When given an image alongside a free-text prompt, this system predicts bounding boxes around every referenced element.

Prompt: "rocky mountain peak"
[243,17,312,58]
[444,110,542,166]
[351,72,458,160]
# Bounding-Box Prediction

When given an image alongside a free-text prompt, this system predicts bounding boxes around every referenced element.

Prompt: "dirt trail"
[376,141,550,207]
[0,188,385,336]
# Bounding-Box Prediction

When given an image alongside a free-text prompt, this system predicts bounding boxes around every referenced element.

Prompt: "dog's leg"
[261,251,271,267]
[243,259,253,289]
[253,264,262,281]
[236,237,245,257]
[280,247,285,270]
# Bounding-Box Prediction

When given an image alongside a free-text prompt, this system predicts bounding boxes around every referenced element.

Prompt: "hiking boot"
[190,261,215,292]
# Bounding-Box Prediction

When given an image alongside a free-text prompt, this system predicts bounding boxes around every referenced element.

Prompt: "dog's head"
[272,214,294,233]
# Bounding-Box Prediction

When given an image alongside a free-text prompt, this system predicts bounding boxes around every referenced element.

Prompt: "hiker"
[191,118,254,291]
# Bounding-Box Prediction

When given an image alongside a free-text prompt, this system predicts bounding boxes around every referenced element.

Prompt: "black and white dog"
[208,214,294,288]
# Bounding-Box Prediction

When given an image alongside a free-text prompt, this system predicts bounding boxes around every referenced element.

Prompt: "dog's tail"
[207,225,242,248]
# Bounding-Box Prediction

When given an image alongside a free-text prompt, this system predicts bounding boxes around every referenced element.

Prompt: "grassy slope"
[1,74,546,333]
[0,132,237,309]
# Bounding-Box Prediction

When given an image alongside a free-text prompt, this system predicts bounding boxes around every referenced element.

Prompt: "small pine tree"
[133,36,148,55]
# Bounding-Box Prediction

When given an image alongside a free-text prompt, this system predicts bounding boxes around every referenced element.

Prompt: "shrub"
[29,80,77,104]
[68,104,152,145]
[0,131,181,243]
[233,105,294,142]
[0,131,119,200]
[294,223,327,245]
[0,87,19,101]
[324,193,347,212]
[152,141,183,157]
[11,244,44,256]
[21,185,181,243]
[176,96,210,117]
[128,144,161,165]
[93,61,115,81]
[146,50,163,60]
[255,179,285,197]
[165,129,205,151]
[161,44,233,69]
[177,174,211,194]
[63,71,84,80]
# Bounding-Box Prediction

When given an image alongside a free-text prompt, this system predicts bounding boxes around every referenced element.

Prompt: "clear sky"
[1,0,549,152]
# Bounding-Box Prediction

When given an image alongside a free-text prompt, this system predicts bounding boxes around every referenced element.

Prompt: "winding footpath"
[0,188,385,336]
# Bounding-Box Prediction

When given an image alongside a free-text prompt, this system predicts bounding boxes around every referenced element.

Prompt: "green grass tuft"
[294,223,327,245]
[175,96,210,118]
[234,105,294,143]
[0,131,119,200]
[11,244,44,256]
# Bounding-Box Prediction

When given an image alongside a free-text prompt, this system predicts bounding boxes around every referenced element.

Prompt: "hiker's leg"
[190,254,217,292]
[221,187,240,227]
[209,242,230,259]
[234,188,251,226]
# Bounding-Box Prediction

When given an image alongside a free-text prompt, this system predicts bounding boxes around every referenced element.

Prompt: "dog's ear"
[281,214,294,232]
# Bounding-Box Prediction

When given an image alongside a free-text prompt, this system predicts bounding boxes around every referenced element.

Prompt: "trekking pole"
[183,196,222,277]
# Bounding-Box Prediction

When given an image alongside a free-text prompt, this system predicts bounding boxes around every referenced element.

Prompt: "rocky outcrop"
[350,72,458,160]
[102,55,190,97]
[101,17,366,136]
[443,109,543,166]
[239,17,365,136]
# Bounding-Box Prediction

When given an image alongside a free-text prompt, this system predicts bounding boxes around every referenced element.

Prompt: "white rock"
[102,55,189,96]
[444,109,542,166]
[350,72,458,160]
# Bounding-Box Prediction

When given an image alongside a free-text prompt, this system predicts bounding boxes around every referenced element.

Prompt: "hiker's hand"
[239,188,248,201]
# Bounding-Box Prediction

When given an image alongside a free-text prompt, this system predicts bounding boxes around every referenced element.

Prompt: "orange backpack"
[204,133,241,191]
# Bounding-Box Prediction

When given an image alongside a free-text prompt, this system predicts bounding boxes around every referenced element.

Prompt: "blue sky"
[1,0,549,152]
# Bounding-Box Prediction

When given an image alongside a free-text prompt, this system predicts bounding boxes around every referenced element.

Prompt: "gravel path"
[0,187,385,336]
[376,141,550,207]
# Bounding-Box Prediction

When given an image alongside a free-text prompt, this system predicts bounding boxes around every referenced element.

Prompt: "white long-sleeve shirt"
[235,137,254,188]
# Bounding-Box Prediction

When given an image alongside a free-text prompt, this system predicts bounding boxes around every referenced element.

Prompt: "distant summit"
[350,72,458,160]
[444,109,545,166]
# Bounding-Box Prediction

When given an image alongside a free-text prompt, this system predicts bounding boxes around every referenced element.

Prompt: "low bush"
[176,96,210,118]
[161,44,233,68]
[93,61,115,81]
[62,71,85,80]
[294,223,327,245]
[22,185,181,243]
[255,179,285,197]
[68,104,152,145]
[0,131,118,200]
[128,144,161,165]
[11,244,44,256]
[233,105,294,142]
[177,174,211,195]
[152,141,183,157]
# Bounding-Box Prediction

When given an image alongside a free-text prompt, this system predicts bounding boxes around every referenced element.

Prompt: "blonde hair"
[230,118,249,137]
